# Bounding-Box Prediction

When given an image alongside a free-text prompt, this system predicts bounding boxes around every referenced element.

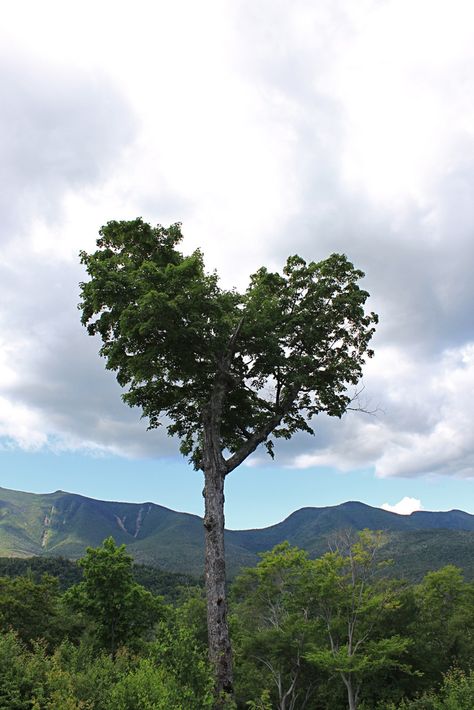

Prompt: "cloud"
[0,47,155,457]
[0,254,179,458]
[224,0,474,480]
[273,342,474,480]
[0,49,135,250]
[2,0,474,483]
[371,344,474,478]
[381,497,423,516]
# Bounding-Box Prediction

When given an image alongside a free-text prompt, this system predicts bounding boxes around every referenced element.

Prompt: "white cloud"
[1,0,474,482]
[283,343,474,480]
[0,396,48,451]
[333,0,474,203]
[381,497,423,516]
[372,344,474,478]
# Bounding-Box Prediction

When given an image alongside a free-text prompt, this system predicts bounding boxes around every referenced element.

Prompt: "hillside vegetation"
[2,533,474,709]
[2,486,474,580]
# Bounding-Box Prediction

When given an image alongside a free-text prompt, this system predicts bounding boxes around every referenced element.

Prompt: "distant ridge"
[1,486,474,579]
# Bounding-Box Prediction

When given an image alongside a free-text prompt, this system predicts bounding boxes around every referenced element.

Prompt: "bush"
[109,659,187,709]
[381,668,474,709]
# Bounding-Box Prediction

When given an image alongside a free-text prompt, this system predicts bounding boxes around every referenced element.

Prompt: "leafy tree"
[231,543,317,710]
[0,631,35,709]
[65,537,163,656]
[408,566,474,690]
[79,218,377,703]
[150,596,214,710]
[305,530,413,710]
[0,631,129,710]
[231,536,413,710]
[0,573,69,648]
[108,657,212,710]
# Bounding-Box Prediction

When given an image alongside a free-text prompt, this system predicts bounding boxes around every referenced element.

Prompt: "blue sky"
[2,449,473,529]
[1,0,474,528]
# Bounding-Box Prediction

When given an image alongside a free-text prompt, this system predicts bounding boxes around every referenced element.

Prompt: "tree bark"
[203,458,233,706]
[202,380,233,707]
[200,373,296,706]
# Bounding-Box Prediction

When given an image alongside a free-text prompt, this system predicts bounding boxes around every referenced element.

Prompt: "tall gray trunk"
[344,678,357,710]
[203,457,233,706]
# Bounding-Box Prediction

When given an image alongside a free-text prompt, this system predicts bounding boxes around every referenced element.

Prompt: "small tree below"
[306,530,413,710]
[66,537,162,656]
[231,543,317,710]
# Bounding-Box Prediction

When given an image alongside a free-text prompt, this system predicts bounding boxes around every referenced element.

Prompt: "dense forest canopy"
[2,534,474,709]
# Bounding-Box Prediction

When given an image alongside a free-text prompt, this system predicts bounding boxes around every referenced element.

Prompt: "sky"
[1,0,474,529]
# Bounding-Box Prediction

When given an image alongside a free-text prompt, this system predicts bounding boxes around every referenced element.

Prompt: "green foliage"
[405,565,474,691]
[79,220,238,468]
[150,620,213,708]
[232,543,318,708]
[231,535,417,709]
[0,630,212,710]
[305,530,413,708]
[2,541,474,707]
[65,537,163,656]
[79,219,377,469]
[0,573,76,648]
[0,539,211,706]
[109,659,204,710]
[0,631,35,709]
[0,555,199,600]
[0,557,83,590]
[48,640,123,710]
[382,530,474,582]
[246,688,272,710]
[132,563,201,601]
[387,668,474,709]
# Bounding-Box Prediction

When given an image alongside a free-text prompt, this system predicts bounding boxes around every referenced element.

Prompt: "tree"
[231,543,318,710]
[0,573,66,649]
[65,537,162,656]
[409,566,474,690]
[305,530,413,710]
[79,218,377,704]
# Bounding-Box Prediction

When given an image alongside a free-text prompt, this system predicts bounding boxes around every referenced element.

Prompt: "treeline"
[0,555,200,599]
[1,533,474,709]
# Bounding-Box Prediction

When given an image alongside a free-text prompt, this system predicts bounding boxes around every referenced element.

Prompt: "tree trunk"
[203,457,233,706]
[344,678,357,710]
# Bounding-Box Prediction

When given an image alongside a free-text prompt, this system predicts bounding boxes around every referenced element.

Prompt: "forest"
[1,532,474,709]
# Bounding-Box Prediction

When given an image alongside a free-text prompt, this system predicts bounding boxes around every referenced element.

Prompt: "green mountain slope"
[1,487,474,579]
[383,529,474,581]
[0,486,257,576]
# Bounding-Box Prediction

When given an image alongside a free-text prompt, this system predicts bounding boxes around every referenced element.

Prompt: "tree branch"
[224,386,298,474]
[202,317,246,470]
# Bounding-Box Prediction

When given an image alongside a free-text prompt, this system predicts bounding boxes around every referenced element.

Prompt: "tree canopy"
[79,219,377,470]
[65,537,162,657]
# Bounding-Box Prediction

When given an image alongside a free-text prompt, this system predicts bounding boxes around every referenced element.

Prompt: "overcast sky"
[1,0,474,527]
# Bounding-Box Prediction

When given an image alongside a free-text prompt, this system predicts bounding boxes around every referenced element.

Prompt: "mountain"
[0,486,257,577]
[1,487,474,580]
[230,501,474,555]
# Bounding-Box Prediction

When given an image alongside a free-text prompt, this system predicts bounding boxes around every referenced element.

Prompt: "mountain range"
[1,485,474,580]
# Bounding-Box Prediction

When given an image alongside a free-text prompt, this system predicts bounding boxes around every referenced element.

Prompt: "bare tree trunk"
[343,676,357,710]
[203,455,233,707]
